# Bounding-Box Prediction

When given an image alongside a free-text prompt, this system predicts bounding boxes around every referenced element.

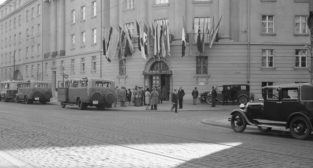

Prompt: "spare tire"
[102,89,116,105]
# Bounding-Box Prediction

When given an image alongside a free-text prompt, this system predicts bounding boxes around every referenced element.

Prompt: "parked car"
[16,80,52,104]
[229,83,313,140]
[57,78,116,110]
[201,84,250,105]
[0,81,20,102]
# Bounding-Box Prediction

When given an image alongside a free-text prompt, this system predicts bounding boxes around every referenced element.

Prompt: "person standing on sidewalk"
[191,87,199,105]
[150,87,159,110]
[145,88,151,110]
[171,89,178,113]
[211,86,217,107]
[177,87,185,109]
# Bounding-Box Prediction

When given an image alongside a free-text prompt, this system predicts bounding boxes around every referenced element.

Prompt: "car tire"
[206,96,212,104]
[289,116,312,140]
[231,113,247,133]
[238,95,248,104]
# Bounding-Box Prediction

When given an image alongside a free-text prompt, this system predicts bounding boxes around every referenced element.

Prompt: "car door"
[279,88,300,121]
[263,88,281,120]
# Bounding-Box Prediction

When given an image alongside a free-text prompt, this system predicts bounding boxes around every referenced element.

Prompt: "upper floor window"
[125,0,134,9]
[91,56,97,73]
[37,4,41,16]
[91,1,97,17]
[155,0,168,4]
[81,6,86,21]
[261,15,274,34]
[81,31,86,47]
[31,7,35,18]
[80,57,85,73]
[71,10,76,24]
[295,16,308,35]
[71,34,76,48]
[70,59,75,74]
[92,28,97,45]
[196,56,208,74]
[193,17,212,42]
[26,10,29,22]
[262,49,274,68]
[295,49,307,68]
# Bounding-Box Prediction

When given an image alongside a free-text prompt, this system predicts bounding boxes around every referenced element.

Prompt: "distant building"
[0,0,310,100]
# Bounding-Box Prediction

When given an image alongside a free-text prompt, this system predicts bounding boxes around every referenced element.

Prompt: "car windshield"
[95,81,113,88]
[301,85,313,100]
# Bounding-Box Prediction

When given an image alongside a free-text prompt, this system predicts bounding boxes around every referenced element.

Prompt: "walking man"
[171,89,178,113]
[192,87,199,105]
[177,87,185,109]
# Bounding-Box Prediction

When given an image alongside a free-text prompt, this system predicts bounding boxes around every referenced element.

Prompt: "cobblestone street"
[0,102,312,168]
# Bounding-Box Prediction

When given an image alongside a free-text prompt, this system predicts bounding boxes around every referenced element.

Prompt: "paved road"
[0,102,312,168]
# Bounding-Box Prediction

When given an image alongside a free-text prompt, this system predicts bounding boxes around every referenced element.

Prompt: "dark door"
[161,75,170,101]
[263,88,281,120]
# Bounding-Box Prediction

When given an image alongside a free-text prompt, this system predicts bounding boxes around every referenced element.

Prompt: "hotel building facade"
[0,0,311,100]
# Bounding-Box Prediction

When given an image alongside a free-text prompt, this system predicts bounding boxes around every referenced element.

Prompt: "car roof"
[263,83,312,89]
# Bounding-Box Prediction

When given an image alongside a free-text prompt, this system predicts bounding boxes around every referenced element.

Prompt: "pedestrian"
[150,87,159,110]
[171,89,178,113]
[177,87,185,109]
[145,88,151,110]
[211,86,217,107]
[191,87,199,105]
[127,88,132,105]
[157,86,162,104]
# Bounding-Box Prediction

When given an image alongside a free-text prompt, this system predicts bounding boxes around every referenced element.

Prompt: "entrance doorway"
[144,59,172,101]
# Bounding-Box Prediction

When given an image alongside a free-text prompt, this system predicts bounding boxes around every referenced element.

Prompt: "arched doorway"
[143,58,172,101]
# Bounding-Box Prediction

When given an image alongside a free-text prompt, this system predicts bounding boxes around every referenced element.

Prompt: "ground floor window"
[196,56,208,74]
[119,58,126,76]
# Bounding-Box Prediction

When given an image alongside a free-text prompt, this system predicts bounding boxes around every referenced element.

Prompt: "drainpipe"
[100,0,103,78]
[247,0,251,85]
[309,1,313,83]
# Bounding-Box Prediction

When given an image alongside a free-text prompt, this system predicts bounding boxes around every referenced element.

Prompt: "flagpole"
[100,0,103,78]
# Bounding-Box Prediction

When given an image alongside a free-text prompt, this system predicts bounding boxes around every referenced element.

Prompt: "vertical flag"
[143,24,148,56]
[201,22,206,53]
[124,25,134,57]
[136,21,141,51]
[103,38,106,56]
[152,23,157,56]
[182,27,186,57]
[166,22,171,57]
[197,28,202,53]
[209,16,222,48]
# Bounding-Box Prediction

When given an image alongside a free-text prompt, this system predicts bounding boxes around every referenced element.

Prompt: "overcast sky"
[0,0,5,5]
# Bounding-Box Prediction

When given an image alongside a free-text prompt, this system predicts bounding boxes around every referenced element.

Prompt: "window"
[37,4,41,16]
[193,17,213,42]
[36,64,40,79]
[37,44,40,56]
[91,56,97,73]
[13,17,16,29]
[31,45,34,58]
[125,22,135,37]
[92,28,97,45]
[60,60,64,74]
[295,16,308,34]
[45,62,48,76]
[71,10,76,24]
[196,56,208,74]
[295,49,307,68]
[26,47,29,59]
[119,58,126,75]
[261,82,274,99]
[18,15,21,26]
[31,64,34,78]
[155,0,168,4]
[26,10,28,22]
[80,57,85,73]
[25,65,28,78]
[81,31,86,47]
[81,6,86,21]
[91,1,97,17]
[31,7,34,18]
[70,59,75,74]
[71,34,76,48]
[262,49,274,68]
[262,15,274,34]
[37,24,40,35]
[126,0,134,9]
[154,18,168,26]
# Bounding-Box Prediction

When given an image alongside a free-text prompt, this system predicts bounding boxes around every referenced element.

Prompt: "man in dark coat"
[191,87,199,105]
[211,86,217,107]
[177,87,185,109]
[171,89,178,113]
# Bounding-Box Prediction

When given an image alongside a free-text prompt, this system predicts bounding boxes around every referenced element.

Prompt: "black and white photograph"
[0,0,313,167]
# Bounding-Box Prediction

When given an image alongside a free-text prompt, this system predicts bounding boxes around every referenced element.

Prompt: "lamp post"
[309,1,313,83]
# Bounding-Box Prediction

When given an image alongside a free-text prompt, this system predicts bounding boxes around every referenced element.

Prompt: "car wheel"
[289,116,312,140]
[231,113,247,133]
[206,96,212,104]
[238,96,248,105]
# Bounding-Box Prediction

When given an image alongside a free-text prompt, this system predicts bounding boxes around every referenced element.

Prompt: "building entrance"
[143,58,172,101]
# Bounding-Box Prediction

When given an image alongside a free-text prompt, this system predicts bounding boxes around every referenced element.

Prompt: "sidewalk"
[50,97,235,128]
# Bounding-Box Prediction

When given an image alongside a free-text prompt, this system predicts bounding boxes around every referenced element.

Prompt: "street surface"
[0,102,312,168]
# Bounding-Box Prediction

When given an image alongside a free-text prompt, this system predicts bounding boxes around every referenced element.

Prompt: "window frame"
[294,15,308,35]
[262,49,274,68]
[261,15,275,34]
[196,56,208,75]
[295,49,308,68]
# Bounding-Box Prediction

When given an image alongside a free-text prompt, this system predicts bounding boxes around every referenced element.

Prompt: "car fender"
[230,109,254,125]
[286,112,313,129]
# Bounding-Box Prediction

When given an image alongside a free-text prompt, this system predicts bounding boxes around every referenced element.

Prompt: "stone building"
[0,0,311,100]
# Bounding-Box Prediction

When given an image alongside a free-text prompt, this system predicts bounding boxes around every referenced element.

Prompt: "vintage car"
[229,83,313,140]
[201,84,250,105]
[0,81,20,102]
[16,80,52,104]
[57,78,116,110]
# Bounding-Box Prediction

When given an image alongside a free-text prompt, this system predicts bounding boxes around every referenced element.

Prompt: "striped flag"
[182,27,186,57]
[209,16,222,48]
